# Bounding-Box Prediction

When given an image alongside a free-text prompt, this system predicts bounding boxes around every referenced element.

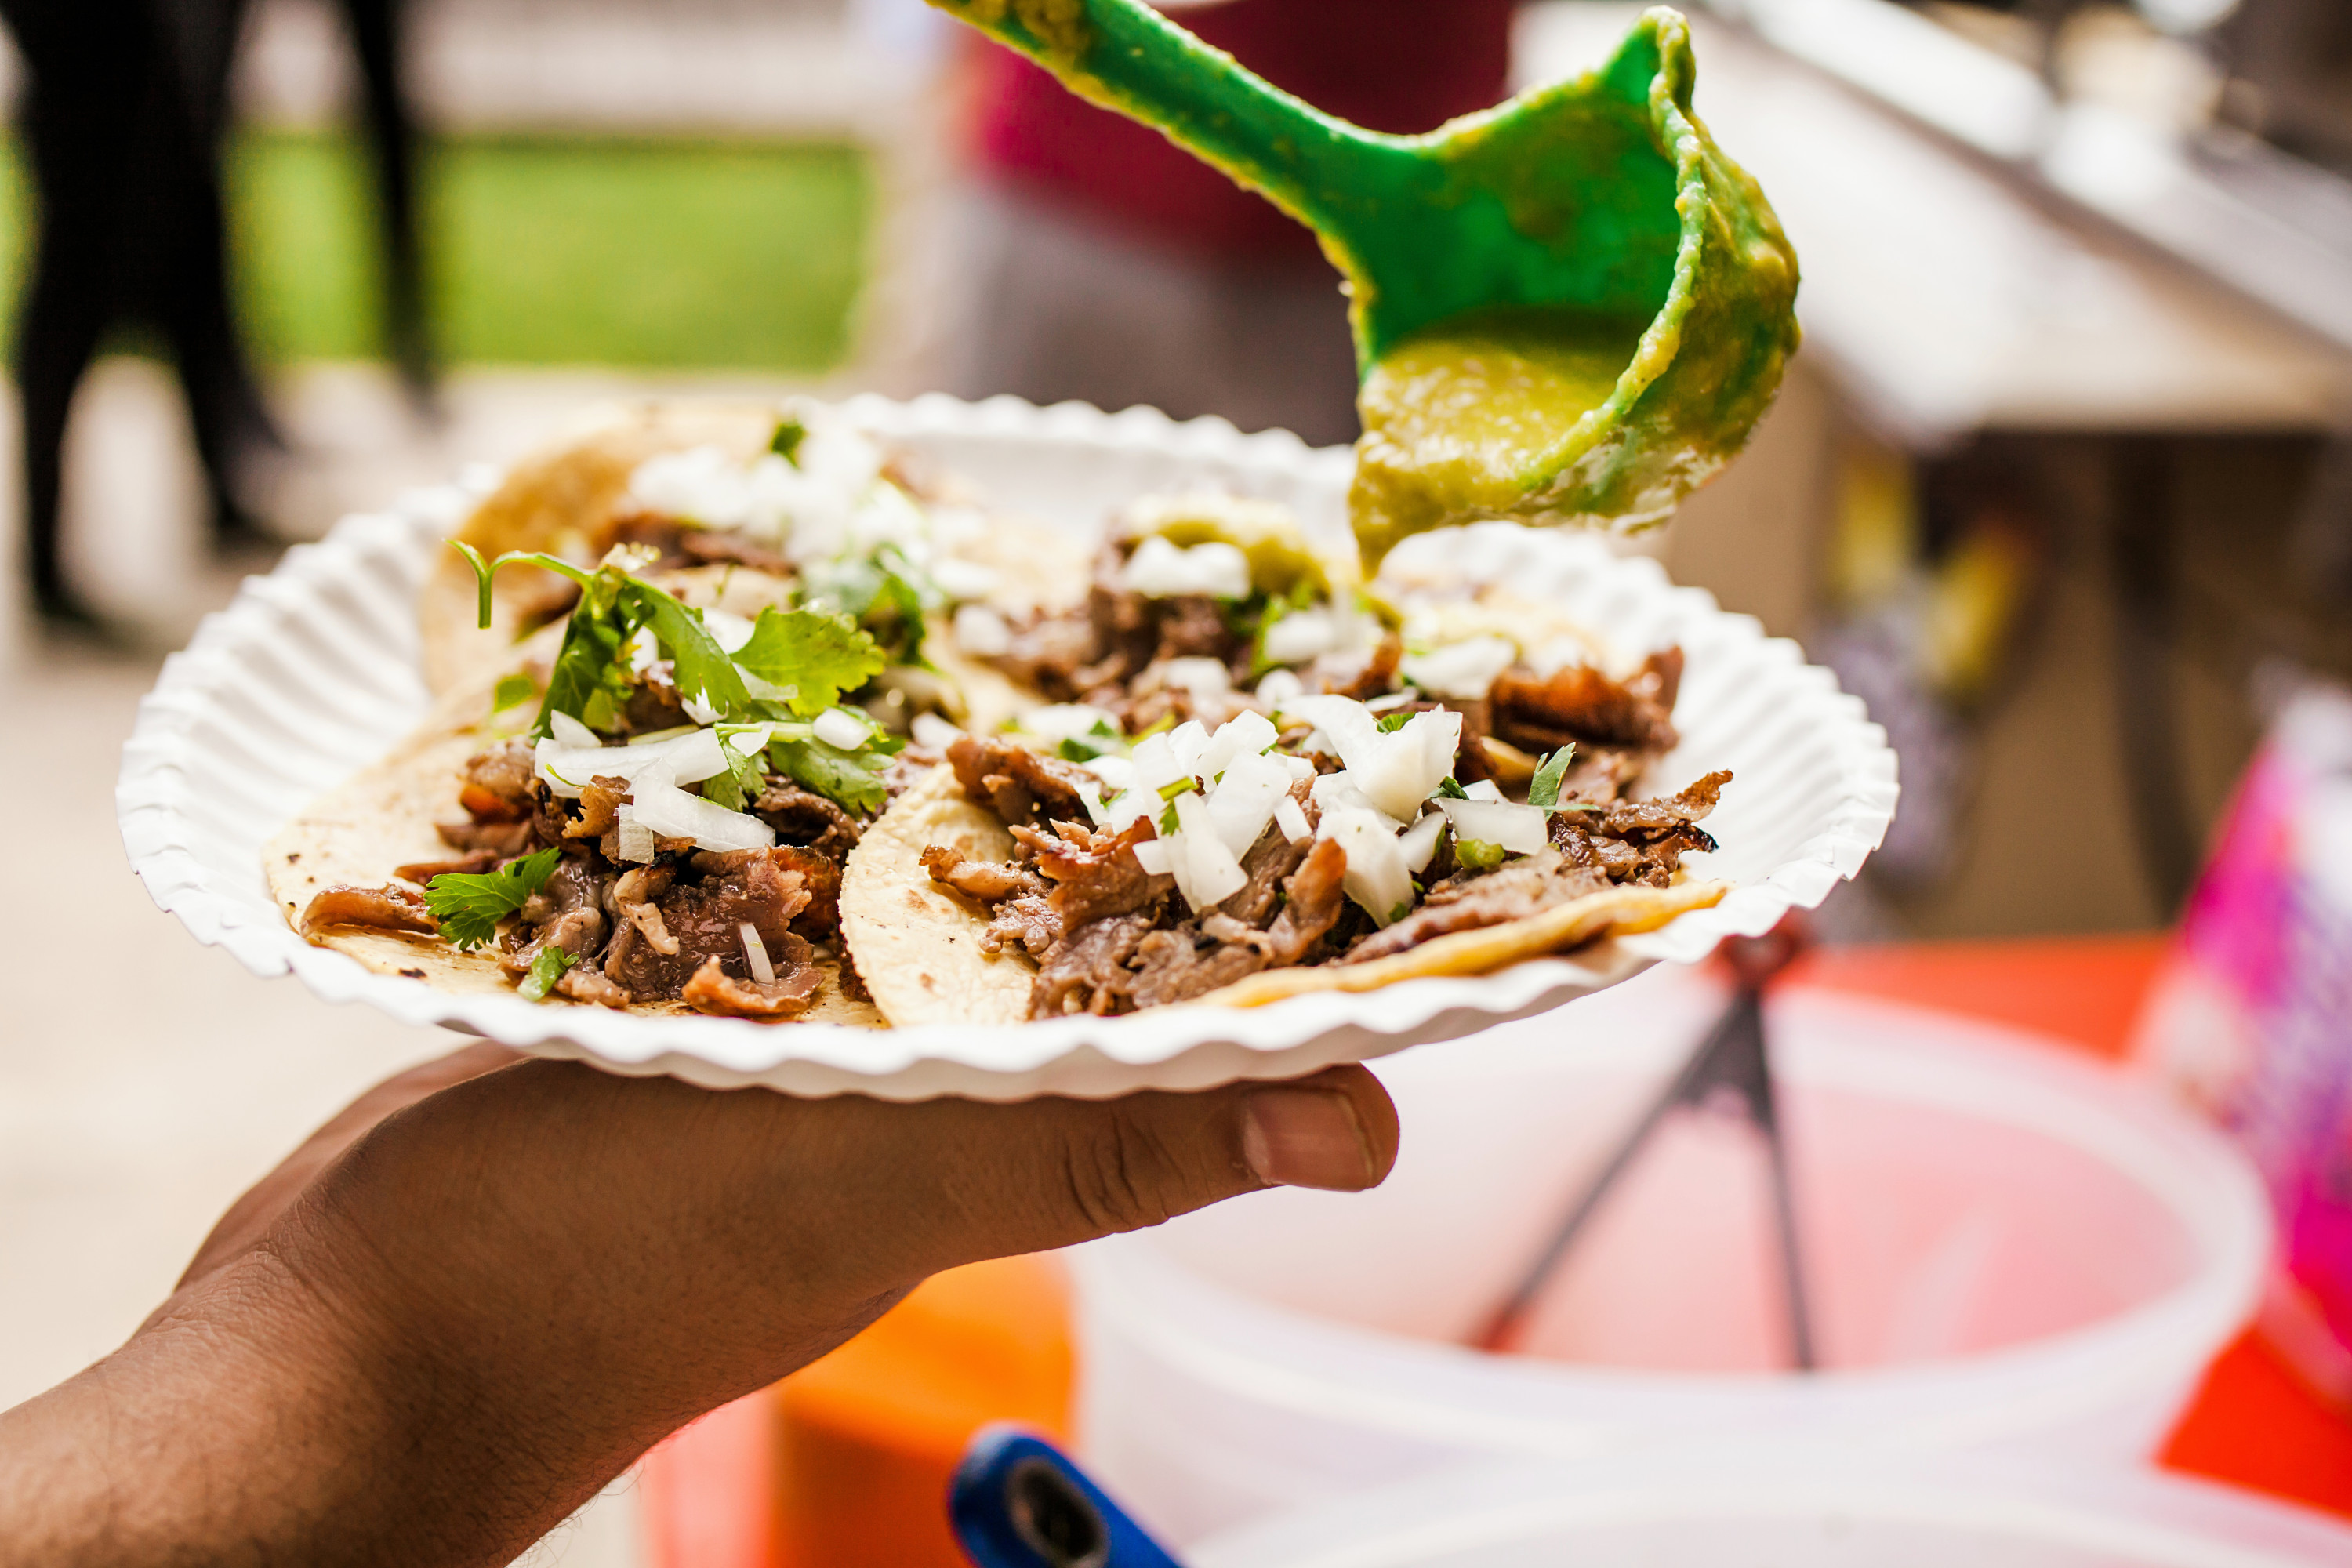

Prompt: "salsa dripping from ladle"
[923,0,1801,567]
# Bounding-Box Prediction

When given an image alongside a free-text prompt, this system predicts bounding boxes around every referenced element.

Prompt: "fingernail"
[1241,1087,1376,1191]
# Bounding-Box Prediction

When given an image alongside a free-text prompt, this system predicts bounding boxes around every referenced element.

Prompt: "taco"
[839,500,1734,1025]
[419,401,1090,707]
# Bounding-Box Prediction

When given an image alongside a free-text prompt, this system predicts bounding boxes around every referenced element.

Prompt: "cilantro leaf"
[769,737,889,816]
[519,944,575,1001]
[424,847,564,951]
[770,416,806,463]
[734,608,887,718]
[1528,744,1577,811]
[1436,775,1468,799]
[1377,710,1417,733]
[626,579,747,720]
[492,672,538,714]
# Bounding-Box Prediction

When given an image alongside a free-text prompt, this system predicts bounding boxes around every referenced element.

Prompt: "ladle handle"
[924,0,1402,246]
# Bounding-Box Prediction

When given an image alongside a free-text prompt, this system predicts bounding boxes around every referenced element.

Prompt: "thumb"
[887,1064,1403,1275]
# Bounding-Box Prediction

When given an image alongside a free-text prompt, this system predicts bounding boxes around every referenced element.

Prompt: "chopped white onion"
[1273,793,1312,844]
[1204,749,1291,856]
[1464,779,1507,803]
[1130,836,1174,875]
[613,804,656,864]
[1402,635,1519,699]
[1169,789,1248,910]
[952,603,1013,656]
[1311,770,1403,832]
[1436,797,1551,855]
[535,726,733,799]
[929,556,1000,602]
[1165,720,1213,780]
[910,713,964,749]
[1278,695,1381,771]
[1254,667,1306,707]
[739,921,775,984]
[1162,656,1232,704]
[550,710,600,749]
[702,608,758,654]
[1398,809,1448,873]
[812,707,871,750]
[1022,704,1119,744]
[628,764,775,852]
[681,691,723,727]
[1350,708,1462,821]
[1319,806,1413,924]
[1198,709,1279,777]
[1120,535,1252,600]
[1083,754,1137,792]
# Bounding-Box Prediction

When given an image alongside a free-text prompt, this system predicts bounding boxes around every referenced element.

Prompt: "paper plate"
[117,394,1897,1102]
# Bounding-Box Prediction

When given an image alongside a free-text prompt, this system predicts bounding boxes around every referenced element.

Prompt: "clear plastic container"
[1187,1448,2352,1568]
[1071,968,2271,1545]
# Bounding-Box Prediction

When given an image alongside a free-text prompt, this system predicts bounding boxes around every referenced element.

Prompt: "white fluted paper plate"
[118,394,1896,1102]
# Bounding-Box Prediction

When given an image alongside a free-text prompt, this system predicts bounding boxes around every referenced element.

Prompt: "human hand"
[0,1044,1397,1568]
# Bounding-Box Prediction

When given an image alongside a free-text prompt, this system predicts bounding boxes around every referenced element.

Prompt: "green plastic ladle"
[924,1,1799,566]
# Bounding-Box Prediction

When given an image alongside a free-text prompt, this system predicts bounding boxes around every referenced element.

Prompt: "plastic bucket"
[1071,968,2270,1544]
[1187,1449,2352,1568]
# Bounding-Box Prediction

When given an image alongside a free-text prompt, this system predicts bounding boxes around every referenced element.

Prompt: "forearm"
[0,1252,471,1568]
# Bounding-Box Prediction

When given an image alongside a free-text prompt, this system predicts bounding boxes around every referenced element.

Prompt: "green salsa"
[1351,307,1658,566]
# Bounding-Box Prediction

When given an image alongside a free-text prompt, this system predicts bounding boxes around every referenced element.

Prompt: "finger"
[176,1040,524,1291]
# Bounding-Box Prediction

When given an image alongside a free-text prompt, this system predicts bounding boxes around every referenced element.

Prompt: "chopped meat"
[1346,853,1610,963]
[922,844,1043,903]
[614,512,797,576]
[612,866,681,956]
[946,732,1099,829]
[985,894,1062,958]
[1152,596,1234,661]
[761,844,845,938]
[303,883,437,937]
[1124,924,1270,1008]
[568,775,631,840]
[602,847,811,1001]
[1030,913,1156,1017]
[1316,633,1403,700]
[395,848,503,884]
[1490,652,1681,754]
[681,942,823,1019]
[624,666,688,733]
[459,739,539,821]
[1265,837,1351,964]
[1022,817,1174,931]
[557,964,632,1009]
[881,746,945,800]
[503,858,612,975]
[1552,768,1729,886]
[755,781,862,860]
[993,608,1101,702]
[1555,746,1642,804]
[435,817,535,856]
[1219,796,1316,927]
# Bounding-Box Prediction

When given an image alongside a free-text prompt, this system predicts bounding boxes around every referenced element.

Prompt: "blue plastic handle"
[949,1425,1187,1568]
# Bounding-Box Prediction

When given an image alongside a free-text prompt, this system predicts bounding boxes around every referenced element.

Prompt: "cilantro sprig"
[452,543,889,757]
[424,846,564,951]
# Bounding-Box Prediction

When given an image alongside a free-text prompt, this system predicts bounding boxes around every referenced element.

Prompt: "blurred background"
[3,1,2350,1563]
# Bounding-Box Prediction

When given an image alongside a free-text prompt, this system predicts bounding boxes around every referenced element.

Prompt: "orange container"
[768,1253,1073,1568]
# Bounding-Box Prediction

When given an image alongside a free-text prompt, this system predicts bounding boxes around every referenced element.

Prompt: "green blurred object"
[0,131,869,370]
[926,0,1798,561]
